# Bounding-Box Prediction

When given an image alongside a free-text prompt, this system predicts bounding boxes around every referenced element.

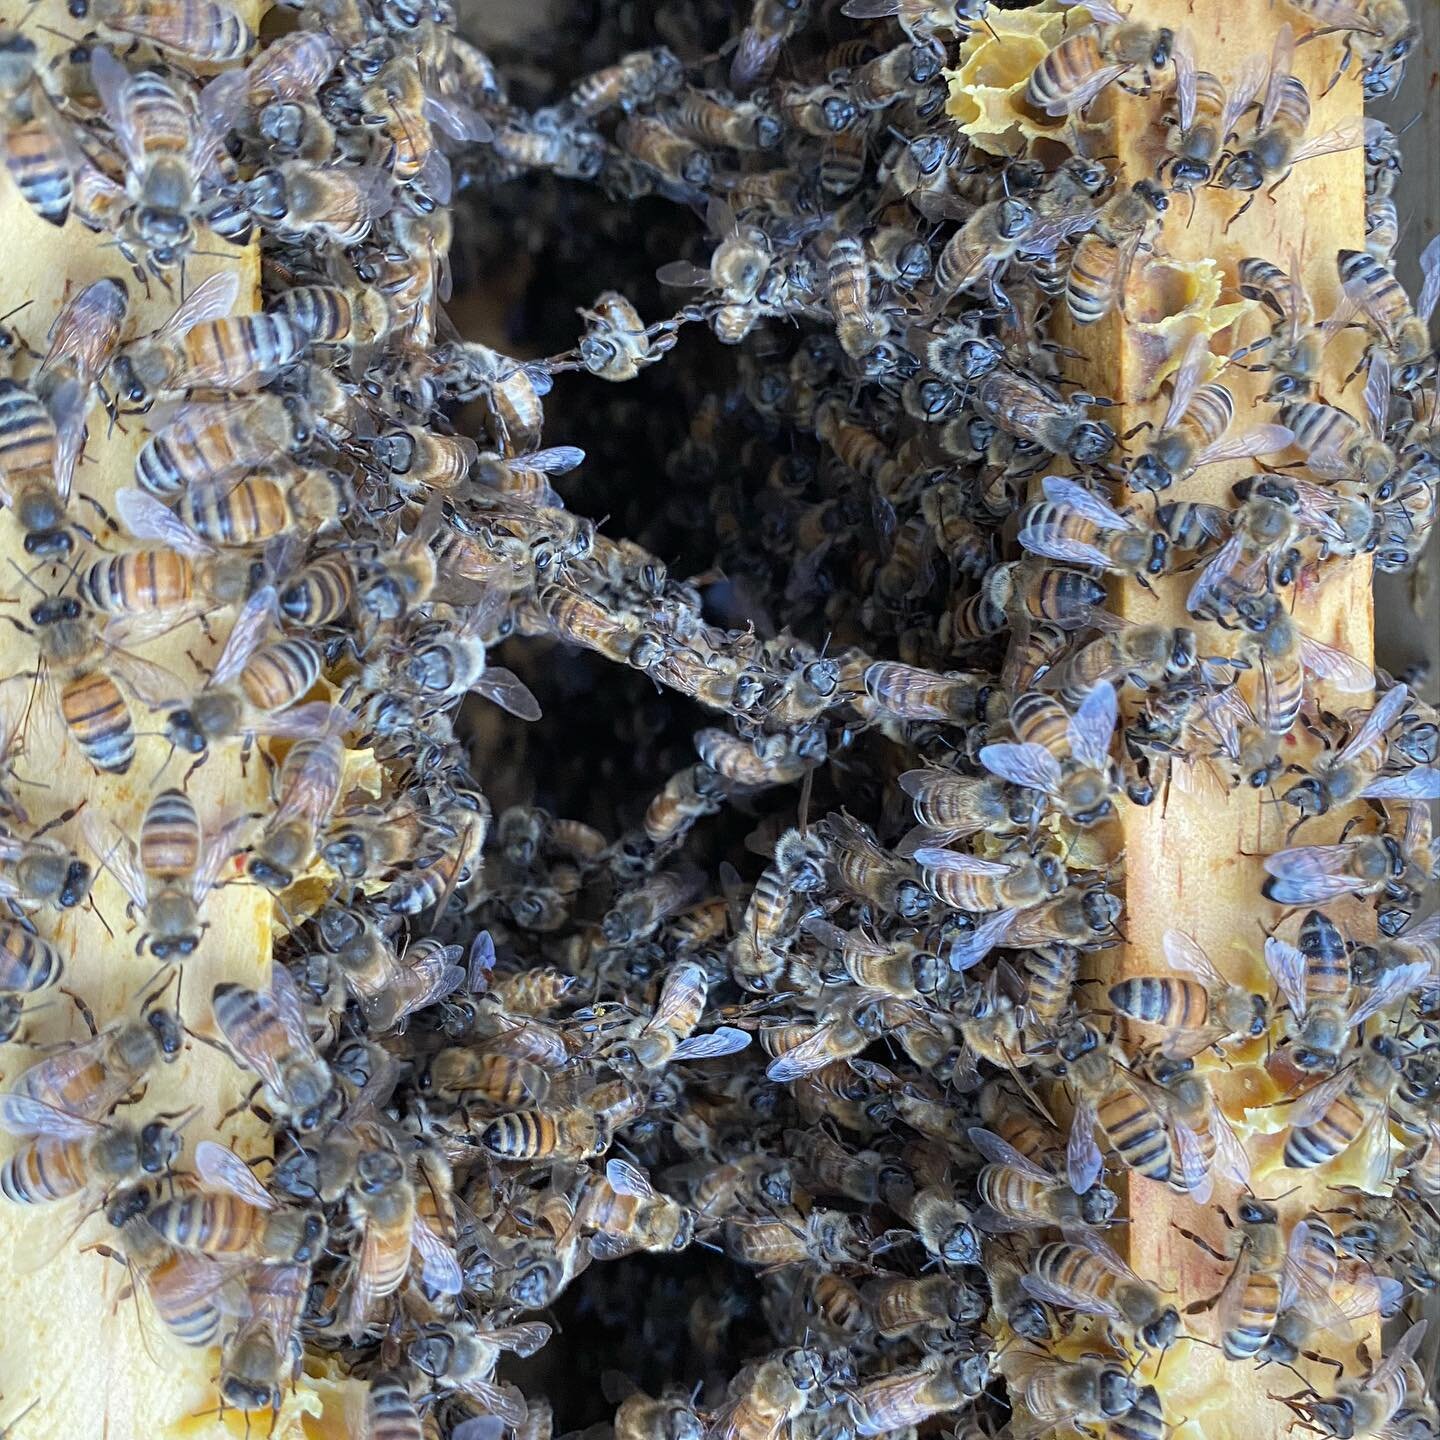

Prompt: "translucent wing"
[1288,1066,1356,1128]
[1259,24,1295,133]
[1016,525,1113,570]
[412,1216,463,1294]
[1360,769,1440,801]
[967,1126,1056,1183]
[1210,1103,1252,1189]
[155,271,242,341]
[1067,1096,1103,1194]
[467,930,496,993]
[0,1093,99,1140]
[1347,960,1430,1028]
[82,809,149,913]
[13,1027,142,1118]
[1417,232,1440,325]
[1162,929,1225,988]
[104,644,186,711]
[1363,352,1392,439]
[1172,1120,1212,1204]
[490,1322,553,1358]
[1068,680,1117,771]
[451,1381,526,1428]
[475,667,542,721]
[912,849,1011,877]
[945,908,1018,972]
[1214,1250,1256,1341]
[669,1027,751,1061]
[1044,63,1129,117]
[1163,333,1211,432]
[765,1023,845,1082]
[209,587,277,688]
[1263,936,1310,1018]
[978,742,1062,794]
[89,48,144,171]
[1192,424,1294,468]
[1366,1319,1428,1395]
[269,962,319,1055]
[116,489,213,557]
[1290,117,1377,167]
[423,93,494,143]
[655,262,711,290]
[1172,35,1196,130]
[194,1139,275,1208]
[1041,475,1130,530]
[605,1158,654,1199]
[1220,53,1268,141]
[1299,635,1374,692]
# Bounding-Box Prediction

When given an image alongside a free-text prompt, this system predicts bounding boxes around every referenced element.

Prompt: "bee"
[490,113,605,182]
[1159,38,1266,192]
[617,114,711,189]
[218,1260,309,1416]
[930,198,1080,315]
[847,1353,992,1437]
[1285,0,1418,99]
[670,88,780,151]
[816,814,930,920]
[211,964,338,1131]
[1019,475,1167,585]
[845,42,945,110]
[365,1373,425,1440]
[1065,180,1168,326]
[274,279,391,351]
[1262,831,1408,908]
[1234,250,1326,400]
[569,48,684,119]
[0,373,89,558]
[1128,335,1294,493]
[729,0,810,90]
[825,235,889,362]
[570,292,678,384]
[862,661,988,723]
[1054,1021,1173,1193]
[1025,1229,1180,1349]
[602,866,705,945]
[1333,238,1440,392]
[109,273,304,412]
[694,728,813,788]
[0,821,91,914]
[0,31,79,229]
[77,0,253,63]
[1110,928,1268,1058]
[914,844,1065,916]
[89,49,243,278]
[0,921,64,1009]
[1218,25,1372,217]
[575,1158,697,1258]
[979,680,1120,828]
[436,343,550,454]
[1007,1353,1140,1440]
[761,993,893,1084]
[972,366,1116,465]
[1027,0,1174,116]
[969,1126,1117,1230]
[1264,911,1427,1071]
[9,1009,182,1121]
[1279,372,1396,493]
[861,1274,984,1338]
[1289,1320,1429,1440]
[328,926,466,1034]
[407,1318,550,1425]
[896,769,1026,852]
[246,730,345,892]
[0,1096,180,1205]
[1281,1036,1405,1183]
[609,960,749,1071]
[242,162,394,245]
[477,1103,612,1163]
[838,0,987,47]
[379,793,489,917]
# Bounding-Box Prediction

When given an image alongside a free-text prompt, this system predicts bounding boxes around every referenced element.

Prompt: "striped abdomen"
[61,671,135,773]
[0,922,63,991]
[178,475,291,547]
[479,1110,558,1159]
[81,550,194,613]
[1097,1084,1172,1182]
[1284,1091,1364,1170]
[0,379,56,474]
[279,556,353,625]
[1222,1268,1281,1358]
[141,789,201,880]
[2,122,73,226]
[240,639,321,713]
[1,1137,88,1202]
[1010,690,1071,758]
[365,1374,424,1440]
[173,315,305,393]
[1109,976,1209,1028]
[148,1192,262,1255]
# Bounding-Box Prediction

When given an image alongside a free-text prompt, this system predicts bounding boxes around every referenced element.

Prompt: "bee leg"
[61,986,98,1036]
[1224,194,1255,233]
[216,1080,265,1128]
[1301,1348,1343,1376]
[1174,1225,1229,1262]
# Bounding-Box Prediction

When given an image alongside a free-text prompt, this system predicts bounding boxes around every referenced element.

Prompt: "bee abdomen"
[60,672,135,774]
[1222,1272,1281,1358]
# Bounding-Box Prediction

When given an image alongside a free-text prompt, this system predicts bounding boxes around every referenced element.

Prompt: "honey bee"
[329,925,466,1034]
[729,0,810,90]
[0,372,90,558]
[1333,238,1440,392]
[972,366,1116,465]
[574,1157,697,1258]
[670,88,781,151]
[407,1317,549,1425]
[364,1373,425,1440]
[0,32,79,229]
[969,1126,1117,1230]
[1234,250,1326,400]
[0,1095,181,1205]
[1262,831,1408,908]
[1065,180,1168,326]
[0,921,64,1021]
[1007,1353,1140,1440]
[242,162,394,246]
[1289,1319,1429,1440]
[1019,475,1168,585]
[1264,910,1427,1071]
[1109,928,1268,1058]
[861,661,987,723]
[1159,37,1266,193]
[914,844,1065,917]
[824,235,889,362]
[1218,26,1373,216]
[930,198,1082,316]
[1128,335,1294,493]
[862,1273,984,1338]
[0,819,91,914]
[79,0,253,63]
[1024,1228,1180,1349]
[1286,0,1417,98]
[1027,0,1174,116]
[838,0,987,47]
[608,960,749,1071]
[211,963,338,1131]
[896,769,1026,853]
[246,730,344,892]
[218,1259,308,1415]
[477,1102,612,1164]
[979,680,1119,828]
[568,47,683,119]
[1281,1036,1404,1183]
[847,1353,992,1436]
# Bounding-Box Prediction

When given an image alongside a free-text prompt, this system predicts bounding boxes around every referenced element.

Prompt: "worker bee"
[1128,335,1294,493]
[847,1353,992,1436]
[1218,25,1373,218]
[246,729,345,892]
[0,1095,181,1205]
[1159,37,1266,193]
[1234,250,1326,400]
[407,1318,549,1426]
[968,1126,1117,1230]
[1006,1353,1140,1440]
[606,960,749,1071]
[1285,1319,1429,1440]
[972,366,1116,465]
[669,88,781,151]
[242,161,394,245]
[0,920,64,1024]
[729,0,810,90]
[1262,830,1408,908]
[1281,1035,1405,1183]
[1279,370,1396,495]
[567,292,679,384]
[211,963,338,1131]
[78,0,253,63]
[1264,910,1427,1071]
[1109,928,1268,1058]
[0,372,91,558]
[1027,0,1174,116]
[568,48,684,120]
[1332,238,1440,392]
[930,198,1084,316]
[838,0,988,47]
[217,1259,311,1417]
[0,31,80,229]
[1065,180,1168,326]
[913,844,1065,916]
[573,1157,697,1259]
[328,925,466,1034]
[1285,0,1417,98]
[1019,475,1167,585]
[979,680,1120,828]
[1024,1228,1180,1349]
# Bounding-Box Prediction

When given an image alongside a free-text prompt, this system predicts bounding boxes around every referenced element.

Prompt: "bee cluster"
[0,0,1437,1435]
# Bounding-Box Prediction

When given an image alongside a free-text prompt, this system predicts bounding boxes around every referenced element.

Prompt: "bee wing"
[1290,116,1378,167]
[912,848,1011,876]
[1186,532,1247,618]
[1068,679,1117,771]
[1347,960,1430,1028]
[474,667,542,721]
[452,1381,527,1428]
[670,1027,751,1062]
[1213,1249,1256,1340]
[115,489,213,558]
[1191,423,1294,468]
[966,1126,1055,1183]
[1172,1117,1213,1203]
[1361,769,1440,801]
[193,1138,275,1208]
[1258,23,1295,133]
[655,261,712,290]
[1040,475,1131,531]
[451,1420,507,1440]
[467,930,497,994]
[269,961,322,1056]
[80,807,149,914]
[1416,232,1440,326]
[1162,929,1225,988]
[89,48,145,172]
[47,376,89,505]
[519,445,586,474]
[1219,52,1268,141]
[1067,1096,1104,1195]
[765,1023,842,1083]
[101,644,186,711]
[1363,351,1392,439]
[945,907,1018,972]
[12,1028,136,1119]
[978,742,1063,795]
[1338,684,1411,764]
[345,1217,397,1339]
[839,0,901,14]
[208,586,278,688]
[490,1322,553,1358]
[253,702,357,741]
[1287,1065,1357,1128]
[1172,35,1196,130]
[411,1215,463,1294]
[399,946,467,1018]
[1367,1320,1428,1396]
[605,1158,655,1199]
[1263,935,1309,1016]
[1016,526,1114,571]
[1044,62,1129,117]
[155,272,243,342]
[0,1093,100,1139]
[1209,1101,1252,1189]
[1298,635,1374,692]
[423,92,494,143]
[1163,333,1212,432]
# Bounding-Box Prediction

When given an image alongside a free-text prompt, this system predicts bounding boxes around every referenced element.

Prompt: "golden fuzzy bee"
[242,161,395,246]
[846,1353,992,1437]
[573,1158,697,1258]
[1158,36,1266,193]
[0,32,79,229]
[1027,0,1175,116]
[407,1317,549,1425]
[245,729,345,893]
[1024,1229,1180,1350]
[912,844,1065,917]
[1109,928,1268,1059]
[1018,475,1168,584]
[968,1125,1118,1230]
[1332,237,1440,391]
[1065,179,1168,326]
[1006,1353,1141,1440]
[608,959,749,1071]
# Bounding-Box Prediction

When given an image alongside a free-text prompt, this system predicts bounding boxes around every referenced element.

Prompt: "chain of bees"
[0,0,1437,1435]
